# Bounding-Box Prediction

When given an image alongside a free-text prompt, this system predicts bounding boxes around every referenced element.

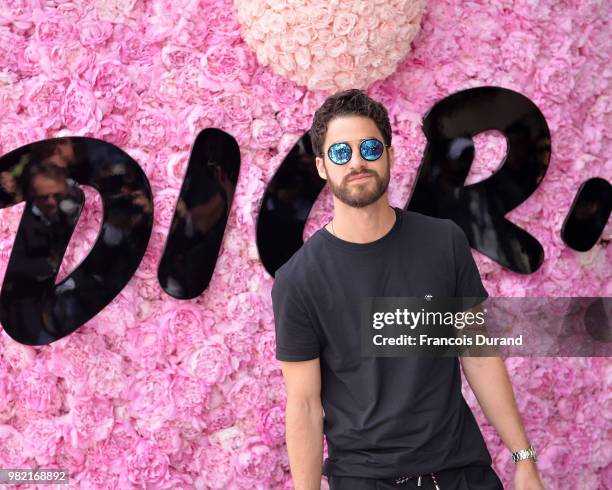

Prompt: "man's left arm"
[460,332,546,490]
[448,220,546,490]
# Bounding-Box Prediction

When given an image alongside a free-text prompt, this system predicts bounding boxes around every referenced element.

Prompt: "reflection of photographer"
[95,159,153,248]
[1,162,83,344]
[29,164,79,224]
[161,173,229,298]
[19,163,81,279]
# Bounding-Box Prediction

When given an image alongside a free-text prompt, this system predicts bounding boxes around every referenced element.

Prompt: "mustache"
[346,170,376,181]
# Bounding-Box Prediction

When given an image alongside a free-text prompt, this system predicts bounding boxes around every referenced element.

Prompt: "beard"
[324,160,390,208]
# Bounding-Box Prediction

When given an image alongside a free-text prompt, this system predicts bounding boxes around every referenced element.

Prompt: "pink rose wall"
[0,1,610,489]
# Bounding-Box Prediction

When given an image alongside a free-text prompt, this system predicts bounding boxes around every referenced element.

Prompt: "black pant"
[327,465,504,490]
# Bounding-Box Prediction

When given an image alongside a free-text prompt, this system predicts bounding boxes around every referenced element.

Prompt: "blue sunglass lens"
[360,139,384,161]
[328,143,352,164]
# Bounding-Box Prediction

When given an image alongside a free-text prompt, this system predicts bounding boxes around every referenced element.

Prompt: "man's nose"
[347,145,368,169]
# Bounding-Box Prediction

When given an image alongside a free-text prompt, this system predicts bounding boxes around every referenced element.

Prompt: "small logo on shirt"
[425,294,433,301]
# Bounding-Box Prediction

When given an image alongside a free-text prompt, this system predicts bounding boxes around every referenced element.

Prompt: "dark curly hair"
[309,89,392,159]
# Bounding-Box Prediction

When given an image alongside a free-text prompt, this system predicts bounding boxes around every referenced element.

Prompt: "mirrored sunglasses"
[327,138,387,165]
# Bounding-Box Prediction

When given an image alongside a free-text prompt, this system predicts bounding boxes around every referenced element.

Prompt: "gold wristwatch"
[511,444,537,463]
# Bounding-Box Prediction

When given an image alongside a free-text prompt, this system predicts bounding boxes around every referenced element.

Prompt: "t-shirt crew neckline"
[320,206,403,253]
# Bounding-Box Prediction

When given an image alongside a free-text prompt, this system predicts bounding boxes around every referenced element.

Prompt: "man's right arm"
[271,268,324,488]
[279,357,324,490]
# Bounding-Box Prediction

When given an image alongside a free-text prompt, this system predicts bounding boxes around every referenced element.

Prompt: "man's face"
[315,115,393,208]
[31,175,68,220]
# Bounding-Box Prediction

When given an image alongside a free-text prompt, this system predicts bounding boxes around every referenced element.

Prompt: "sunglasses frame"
[326,138,389,165]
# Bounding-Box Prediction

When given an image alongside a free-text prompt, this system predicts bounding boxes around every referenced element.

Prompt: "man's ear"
[388,146,394,169]
[315,156,327,180]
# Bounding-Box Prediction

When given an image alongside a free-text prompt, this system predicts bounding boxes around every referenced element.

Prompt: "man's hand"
[514,460,546,489]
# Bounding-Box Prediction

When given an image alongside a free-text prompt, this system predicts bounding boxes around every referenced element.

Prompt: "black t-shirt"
[271,206,492,479]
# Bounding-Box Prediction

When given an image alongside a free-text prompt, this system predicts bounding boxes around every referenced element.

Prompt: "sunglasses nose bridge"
[341,142,364,167]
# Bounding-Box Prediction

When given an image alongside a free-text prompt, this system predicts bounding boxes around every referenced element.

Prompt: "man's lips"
[348,173,373,182]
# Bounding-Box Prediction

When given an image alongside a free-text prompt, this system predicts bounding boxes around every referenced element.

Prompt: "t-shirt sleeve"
[449,220,489,312]
[271,269,320,361]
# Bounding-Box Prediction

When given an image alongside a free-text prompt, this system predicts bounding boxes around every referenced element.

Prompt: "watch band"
[511,444,537,463]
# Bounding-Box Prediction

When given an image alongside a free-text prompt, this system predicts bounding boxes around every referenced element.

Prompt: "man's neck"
[327,200,396,244]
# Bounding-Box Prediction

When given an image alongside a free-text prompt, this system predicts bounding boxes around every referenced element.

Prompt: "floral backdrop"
[0,0,610,489]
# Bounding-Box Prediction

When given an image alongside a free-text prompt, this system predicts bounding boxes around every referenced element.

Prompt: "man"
[3,162,80,344]
[271,89,545,490]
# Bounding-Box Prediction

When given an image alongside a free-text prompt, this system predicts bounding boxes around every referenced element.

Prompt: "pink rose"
[115,24,160,64]
[215,92,255,145]
[537,443,572,478]
[60,79,102,134]
[160,45,199,71]
[310,6,333,30]
[292,26,315,45]
[162,300,208,333]
[294,45,312,70]
[65,396,114,448]
[276,106,309,133]
[15,365,61,413]
[347,24,369,54]
[94,0,137,23]
[196,445,234,489]
[99,113,131,147]
[199,44,254,92]
[332,12,358,36]
[204,404,236,433]
[0,0,41,30]
[22,417,61,462]
[95,421,140,474]
[0,115,42,154]
[327,37,348,57]
[123,370,175,431]
[352,2,374,16]
[317,28,333,44]
[233,436,276,486]
[0,71,21,119]
[79,19,113,47]
[1,341,36,370]
[54,442,86,474]
[33,11,77,46]
[77,454,117,489]
[278,52,296,74]
[201,0,242,44]
[129,106,170,150]
[252,69,304,111]
[228,374,265,418]
[88,60,135,114]
[261,10,287,34]
[40,41,94,80]
[251,117,282,150]
[171,374,210,419]
[209,426,245,452]
[0,425,28,466]
[125,439,169,485]
[89,286,138,347]
[335,53,355,71]
[183,103,223,141]
[88,349,127,397]
[0,29,25,73]
[176,337,232,385]
[534,58,576,104]
[257,406,285,446]
[134,243,167,300]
